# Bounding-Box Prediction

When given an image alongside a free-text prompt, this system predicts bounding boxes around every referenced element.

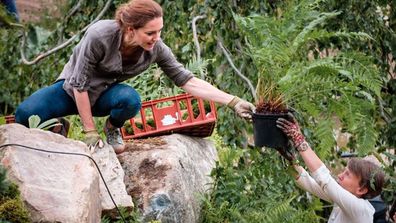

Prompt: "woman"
[15,0,254,153]
[276,114,385,223]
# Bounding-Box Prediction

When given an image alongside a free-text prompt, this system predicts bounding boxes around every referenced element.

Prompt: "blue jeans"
[15,80,141,128]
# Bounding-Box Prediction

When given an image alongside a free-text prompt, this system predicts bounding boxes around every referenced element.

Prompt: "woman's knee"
[117,86,142,116]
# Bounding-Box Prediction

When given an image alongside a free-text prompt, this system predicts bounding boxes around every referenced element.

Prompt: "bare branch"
[19,0,113,65]
[58,0,84,44]
[192,15,206,62]
[65,0,84,21]
[217,39,257,101]
[192,15,206,79]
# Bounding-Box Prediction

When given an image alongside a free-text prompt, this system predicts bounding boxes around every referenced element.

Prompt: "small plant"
[124,122,134,135]
[28,115,60,130]
[255,77,288,115]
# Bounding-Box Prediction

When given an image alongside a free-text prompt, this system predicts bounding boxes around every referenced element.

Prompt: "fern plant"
[234,0,382,157]
[255,77,288,114]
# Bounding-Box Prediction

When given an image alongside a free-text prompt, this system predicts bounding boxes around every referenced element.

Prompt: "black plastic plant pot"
[252,112,289,148]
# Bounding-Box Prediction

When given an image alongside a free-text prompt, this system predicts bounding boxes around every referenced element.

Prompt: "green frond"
[313,119,336,159]
[185,57,210,78]
[262,195,296,223]
[355,116,378,155]
[292,11,341,49]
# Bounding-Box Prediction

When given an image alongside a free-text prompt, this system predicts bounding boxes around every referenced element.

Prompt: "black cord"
[0,143,127,223]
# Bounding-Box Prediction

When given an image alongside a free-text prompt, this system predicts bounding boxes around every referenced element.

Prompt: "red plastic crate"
[5,115,15,124]
[121,93,217,140]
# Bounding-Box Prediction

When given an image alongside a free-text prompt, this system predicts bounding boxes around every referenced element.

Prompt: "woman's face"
[337,167,367,197]
[127,17,163,51]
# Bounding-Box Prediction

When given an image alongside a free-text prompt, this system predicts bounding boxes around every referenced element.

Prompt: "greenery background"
[0,0,395,222]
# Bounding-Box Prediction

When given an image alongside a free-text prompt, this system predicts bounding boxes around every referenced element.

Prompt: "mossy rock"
[0,198,31,223]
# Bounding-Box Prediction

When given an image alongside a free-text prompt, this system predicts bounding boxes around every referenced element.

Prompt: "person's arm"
[293,165,332,202]
[277,114,374,220]
[155,41,254,119]
[181,77,255,118]
[73,89,103,148]
[181,77,234,105]
[73,89,95,131]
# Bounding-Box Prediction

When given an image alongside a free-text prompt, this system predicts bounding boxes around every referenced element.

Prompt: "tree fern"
[234,0,382,157]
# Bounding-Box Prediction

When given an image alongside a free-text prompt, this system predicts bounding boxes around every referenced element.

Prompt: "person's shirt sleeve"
[68,29,104,92]
[295,167,332,202]
[311,164,373,219]
[155,41,193,86]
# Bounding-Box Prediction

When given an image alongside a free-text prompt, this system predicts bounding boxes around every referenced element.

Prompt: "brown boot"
[51,118,70,138]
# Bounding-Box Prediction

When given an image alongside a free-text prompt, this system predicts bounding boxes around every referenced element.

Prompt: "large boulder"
[0,124,101,222]
[119,134,218,223]
[92,143,134,213]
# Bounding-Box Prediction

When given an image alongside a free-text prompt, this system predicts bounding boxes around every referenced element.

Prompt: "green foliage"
[0,199,30,223]
[201,131,323,222]
[234,0,382,158]
[101,206,142,223]
[0,166,30,223]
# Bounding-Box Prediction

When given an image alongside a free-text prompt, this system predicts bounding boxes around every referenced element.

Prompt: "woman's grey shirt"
[57,20,193,106]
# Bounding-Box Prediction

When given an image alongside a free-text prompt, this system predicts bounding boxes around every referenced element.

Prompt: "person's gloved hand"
[83,129,104,150]
[276,113,305,148]
[227,96,255,120]
[275,145,296,163]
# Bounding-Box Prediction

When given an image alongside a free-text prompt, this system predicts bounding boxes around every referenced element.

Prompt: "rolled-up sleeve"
[296,167,332,202]
[68,30,104,92]
[155,41,193,86]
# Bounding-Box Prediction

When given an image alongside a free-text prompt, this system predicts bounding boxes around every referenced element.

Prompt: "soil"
[124,137,166,152]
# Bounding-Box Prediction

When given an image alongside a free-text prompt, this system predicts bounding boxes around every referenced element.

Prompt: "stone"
[0,124,101,223]
[118,134,218,223]
[91,144,133,213]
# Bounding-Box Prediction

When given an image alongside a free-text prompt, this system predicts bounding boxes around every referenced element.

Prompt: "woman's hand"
[227,96,255,120]
[276,113,305,148]
[83,129,104,150]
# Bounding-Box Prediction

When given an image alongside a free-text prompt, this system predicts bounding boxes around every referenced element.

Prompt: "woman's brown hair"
[115,0,163,31]
[348,158,385,199]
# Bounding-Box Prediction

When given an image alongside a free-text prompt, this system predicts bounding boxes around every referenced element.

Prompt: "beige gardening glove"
[83,129,104,150]
[227,96,255,120]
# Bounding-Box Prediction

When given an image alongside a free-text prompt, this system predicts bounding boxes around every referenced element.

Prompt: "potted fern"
[252,77,289,149]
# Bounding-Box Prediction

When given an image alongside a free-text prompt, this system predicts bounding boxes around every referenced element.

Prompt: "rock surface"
[92,143,134,212]
[119,134,218,223]
[0,124,101,223]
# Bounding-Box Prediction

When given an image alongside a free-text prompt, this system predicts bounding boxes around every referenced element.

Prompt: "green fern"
[234,0,381,156]
[313,119,336,158]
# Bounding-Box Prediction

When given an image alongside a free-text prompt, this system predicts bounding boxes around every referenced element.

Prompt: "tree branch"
[217,39,256,101]
[57,0,84,44]
[19,0,113,65]
[192,15,206,79]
